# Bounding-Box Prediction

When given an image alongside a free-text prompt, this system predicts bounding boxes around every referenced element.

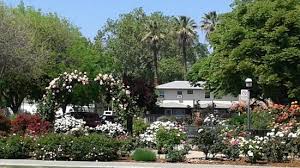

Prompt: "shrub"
[193,126,224,159]
[139,121,185,147]
[93,121,126,137]
[226,113,247,127]
[33,133,121,161]
[0,114,11,136]
[54,114,86,134]
[252,111,274,130]
[117,136,136,156]
[156,128,186,152]
[33,133,74,160]
[222,138,240,161]
[133,118,149,136]
[0,135,32,159]
[11,113,51,136]
[70,134,120,161]
[166,149,187,162]
[132,148,156,161]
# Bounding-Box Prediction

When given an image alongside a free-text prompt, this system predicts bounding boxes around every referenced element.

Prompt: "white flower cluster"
[139,121,185,145]
[92,121,126,137]
[203,114,220,126]
[46,70,89,93]
[240,129,300,158]
[266,129,299,138]
[240,136,266,158]
[54,114,86,133]
[94,73,130,95]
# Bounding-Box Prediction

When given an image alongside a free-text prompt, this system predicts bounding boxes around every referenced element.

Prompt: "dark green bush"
[0,114,11,136]
[133,118,149,136]
[0,135,32,159]
[251,112,274,130]
[226,113,247,127]
[33,133,120,161]
[132,148,156,161]
[33,133,74,160]
[166,149,188,162]
[70,133,120,161]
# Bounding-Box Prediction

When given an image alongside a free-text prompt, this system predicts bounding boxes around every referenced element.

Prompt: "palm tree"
[142,21,164,86]
[200,11,218,39]
[174,16,197,78]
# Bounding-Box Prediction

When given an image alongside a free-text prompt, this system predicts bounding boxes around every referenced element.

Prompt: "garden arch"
[39,71,138,134]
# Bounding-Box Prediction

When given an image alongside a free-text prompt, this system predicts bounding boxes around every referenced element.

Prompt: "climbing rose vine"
[38,70,89,122]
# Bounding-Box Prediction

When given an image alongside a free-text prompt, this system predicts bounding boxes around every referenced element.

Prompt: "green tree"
[142,21,165,86]
[0,3,47,113]
[174,16,197,78]
[190,0,300,103]
[159,57,184,83]
[200,11,218,40]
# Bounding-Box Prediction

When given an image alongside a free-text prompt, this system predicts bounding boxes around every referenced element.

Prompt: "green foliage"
[0,114,11,136]
[262,136,289,162]
[190,0,300,102]
[96,8,208,83]
[226,113,247,127]
[132,148,156,161]
[156,128,186,152]
[70,134,120,161]
[33,133,120,161]
[166,147,189,162]
[193,126,224,159]
[33,133,74,160]
[133,118,149,136]
[222,143,240,160]
[159,57,184,83]
[166,150,186,162]
[0,135,32,159]
[252,112,274,130]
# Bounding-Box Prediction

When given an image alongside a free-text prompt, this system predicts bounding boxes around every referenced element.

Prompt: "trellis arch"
[39,71,138,127]
[38,70,89,122]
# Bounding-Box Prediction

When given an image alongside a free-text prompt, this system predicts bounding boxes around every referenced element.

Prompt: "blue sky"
[3,0,233,42]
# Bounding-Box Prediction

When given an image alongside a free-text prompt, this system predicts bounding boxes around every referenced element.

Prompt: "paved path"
[0,159,292,168]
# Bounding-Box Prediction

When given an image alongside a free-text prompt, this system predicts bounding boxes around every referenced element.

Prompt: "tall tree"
[142,21,165,86]
[0,3,48,113]
[200,11,218,40]
[174,16,197,78]
[190,0,300,103]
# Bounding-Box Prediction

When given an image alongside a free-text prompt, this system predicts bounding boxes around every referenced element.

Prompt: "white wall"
[159,89,238,101]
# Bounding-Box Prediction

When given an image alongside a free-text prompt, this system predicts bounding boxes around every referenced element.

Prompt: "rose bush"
[139,121,185,147]
[11,113,51,136]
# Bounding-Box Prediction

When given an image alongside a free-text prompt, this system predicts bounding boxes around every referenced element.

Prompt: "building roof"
[156,81,205,90]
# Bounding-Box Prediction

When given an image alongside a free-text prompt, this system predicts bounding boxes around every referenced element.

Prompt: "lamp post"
[245,78,252,131]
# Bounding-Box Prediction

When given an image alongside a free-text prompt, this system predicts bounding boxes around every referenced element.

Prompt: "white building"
[154,81,238,120]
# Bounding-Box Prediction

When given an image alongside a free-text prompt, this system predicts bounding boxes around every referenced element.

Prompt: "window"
[205,90,210,98]
[177,91,182,95]
[165,109,172,115]
[159,90,164,98]
[187,90,193,94]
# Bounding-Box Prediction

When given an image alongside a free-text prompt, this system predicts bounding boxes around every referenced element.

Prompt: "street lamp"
[245,78,253,88]
[245,78,252,131]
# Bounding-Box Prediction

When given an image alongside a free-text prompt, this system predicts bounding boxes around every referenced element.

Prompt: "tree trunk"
[182,40,188,80]
[126,115,133,136]
[9,95,24,114]
[153,48,159,86]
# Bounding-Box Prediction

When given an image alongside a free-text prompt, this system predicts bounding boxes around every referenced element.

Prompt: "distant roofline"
[156,80,206,90]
